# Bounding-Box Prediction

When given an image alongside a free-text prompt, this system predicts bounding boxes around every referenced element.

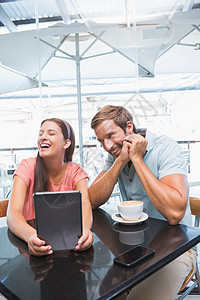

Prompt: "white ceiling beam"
[182,0,195,12]
[69,0,83,19]
[56,0,71,24]
[0,5,17,32]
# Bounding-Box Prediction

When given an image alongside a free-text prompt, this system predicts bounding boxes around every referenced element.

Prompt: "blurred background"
[0,0,200,200]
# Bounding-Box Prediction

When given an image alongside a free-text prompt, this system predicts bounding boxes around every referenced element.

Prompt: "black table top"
[1,208,200,300]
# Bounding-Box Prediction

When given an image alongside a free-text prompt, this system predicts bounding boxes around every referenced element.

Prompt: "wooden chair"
[189,197,200,227]
[176,197,200,299]
[0,199,9,217]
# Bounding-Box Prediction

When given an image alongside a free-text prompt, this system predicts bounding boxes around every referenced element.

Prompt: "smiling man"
[89,105,197,300]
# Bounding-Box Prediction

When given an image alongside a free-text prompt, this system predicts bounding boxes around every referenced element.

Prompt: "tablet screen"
[33,191,82,251]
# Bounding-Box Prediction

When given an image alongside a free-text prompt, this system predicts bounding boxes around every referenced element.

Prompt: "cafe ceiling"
[0,0,199,87]
[0,0,200,124]
[0,0,200,28]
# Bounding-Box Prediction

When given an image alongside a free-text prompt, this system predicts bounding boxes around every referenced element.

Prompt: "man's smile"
[110,145,122,157]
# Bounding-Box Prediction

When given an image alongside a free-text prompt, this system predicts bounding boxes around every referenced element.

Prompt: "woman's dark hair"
[33,118,75,193]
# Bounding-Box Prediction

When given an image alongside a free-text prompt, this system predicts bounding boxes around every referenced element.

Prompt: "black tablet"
[33,191,82,251]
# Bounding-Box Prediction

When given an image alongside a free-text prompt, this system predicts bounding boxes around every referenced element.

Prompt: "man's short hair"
[91,105,136,133]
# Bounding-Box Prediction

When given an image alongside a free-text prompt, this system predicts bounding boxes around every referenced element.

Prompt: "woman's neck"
[44,159,68,185]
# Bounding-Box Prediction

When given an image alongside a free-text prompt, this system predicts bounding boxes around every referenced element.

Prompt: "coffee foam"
[120,200,142,206]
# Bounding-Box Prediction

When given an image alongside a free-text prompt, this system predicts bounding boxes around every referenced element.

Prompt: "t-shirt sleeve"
[13,158,34,186]
[103,154,115,171]
[72,164,89,187]
[158,140,187,179]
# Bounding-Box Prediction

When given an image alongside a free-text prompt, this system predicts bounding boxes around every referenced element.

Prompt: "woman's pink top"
[13,157,89,220]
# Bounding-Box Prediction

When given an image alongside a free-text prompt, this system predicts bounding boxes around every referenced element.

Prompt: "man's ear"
[126,121,133,134]
[63,139,71,149]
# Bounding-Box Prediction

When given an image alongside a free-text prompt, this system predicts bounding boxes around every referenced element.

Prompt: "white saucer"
[111,212,148,225]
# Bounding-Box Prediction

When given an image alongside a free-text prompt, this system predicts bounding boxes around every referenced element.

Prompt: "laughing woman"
[7,118,93,256]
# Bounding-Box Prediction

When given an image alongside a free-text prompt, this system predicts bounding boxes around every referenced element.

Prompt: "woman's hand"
[28,234,53,256]
[75,229,94,251]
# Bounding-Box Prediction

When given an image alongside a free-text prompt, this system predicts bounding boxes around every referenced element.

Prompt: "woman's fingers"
[28,234,53,256]
[75,230,94,251]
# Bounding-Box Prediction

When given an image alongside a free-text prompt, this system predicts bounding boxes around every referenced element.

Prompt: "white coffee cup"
[117,200,143,220]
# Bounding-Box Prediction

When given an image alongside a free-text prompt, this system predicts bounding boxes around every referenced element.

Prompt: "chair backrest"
[0,199,9,217]
[189,197,200,216]
[180,267,196,291]
[178,196,200,296]
[189,197,200,227]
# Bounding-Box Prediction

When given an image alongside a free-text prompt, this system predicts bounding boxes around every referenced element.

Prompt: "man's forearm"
[89,159,125,209]
[132,157,188,225]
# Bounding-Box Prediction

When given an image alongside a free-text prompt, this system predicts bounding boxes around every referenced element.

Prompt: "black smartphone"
[113,245,155,268]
